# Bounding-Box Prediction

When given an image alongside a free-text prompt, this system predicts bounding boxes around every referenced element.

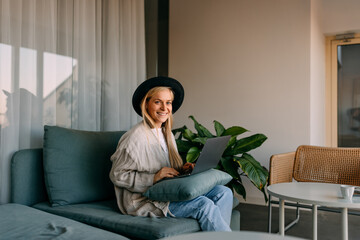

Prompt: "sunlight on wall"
[43,52,77,98]
[19,47,37,96]
[0,44,11,91]
[0,44,78,128]
[0,43,12,127]
[43,52,78,127]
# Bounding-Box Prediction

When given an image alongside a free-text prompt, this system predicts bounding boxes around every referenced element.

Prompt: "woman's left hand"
[182,162,195,174]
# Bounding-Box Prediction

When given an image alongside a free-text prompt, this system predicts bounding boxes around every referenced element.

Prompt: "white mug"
[340,185,355,199]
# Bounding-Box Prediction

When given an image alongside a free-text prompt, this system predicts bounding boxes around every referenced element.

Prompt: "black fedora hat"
[132,76,184,116]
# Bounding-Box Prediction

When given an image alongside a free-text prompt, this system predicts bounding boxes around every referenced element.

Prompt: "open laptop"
[158,135,231,182]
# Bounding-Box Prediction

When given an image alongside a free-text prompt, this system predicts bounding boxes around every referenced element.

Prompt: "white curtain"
[0,0,145,204]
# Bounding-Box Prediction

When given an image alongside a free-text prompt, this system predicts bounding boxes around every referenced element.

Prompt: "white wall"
[169,0,311,204]
[310,0,326,146]
[321,0,360,35]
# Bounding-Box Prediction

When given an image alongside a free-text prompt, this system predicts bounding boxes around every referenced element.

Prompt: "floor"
[235,203,360,240]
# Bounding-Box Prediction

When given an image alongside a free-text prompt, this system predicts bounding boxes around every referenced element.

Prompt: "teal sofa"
[0,203,128,239]
[6,126,240,240]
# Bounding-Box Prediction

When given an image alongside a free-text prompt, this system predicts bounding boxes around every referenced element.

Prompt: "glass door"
[337,43,360,147]
[329,37,360,147]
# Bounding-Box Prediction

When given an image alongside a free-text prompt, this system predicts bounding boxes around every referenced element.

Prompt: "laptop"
[158,135,231,182]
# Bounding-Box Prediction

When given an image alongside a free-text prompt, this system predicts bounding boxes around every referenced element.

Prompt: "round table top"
[160,231,305,240]
[267,182,360,208]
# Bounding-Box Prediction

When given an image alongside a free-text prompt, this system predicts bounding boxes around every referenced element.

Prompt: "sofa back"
[11,126,126,206]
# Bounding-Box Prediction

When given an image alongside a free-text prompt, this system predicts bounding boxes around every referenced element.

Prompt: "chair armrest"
[268,151,295,185]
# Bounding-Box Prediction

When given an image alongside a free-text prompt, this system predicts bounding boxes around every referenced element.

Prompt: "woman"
[109,76,232,231]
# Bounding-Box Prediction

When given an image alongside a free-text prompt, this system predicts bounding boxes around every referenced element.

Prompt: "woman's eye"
[166,102,172,105]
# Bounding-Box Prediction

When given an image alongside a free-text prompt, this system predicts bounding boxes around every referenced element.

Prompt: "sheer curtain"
[0,0,145,204]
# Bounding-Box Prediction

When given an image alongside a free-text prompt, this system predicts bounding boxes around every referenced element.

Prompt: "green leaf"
[220,157,241,179]
[189,115,214,138]
[228,135,237,147]
[214,120,225,136]
[172,126,186,135]
[231,134,267,155]
[235,153,268,190]
[186,146,201,163]
[192,137,207,145]
[223,136,237,156]
[175,139,193,153]
[223,126,248,136]
[183,128,196,141]
[230,179,246,200]
[172,126,187,140]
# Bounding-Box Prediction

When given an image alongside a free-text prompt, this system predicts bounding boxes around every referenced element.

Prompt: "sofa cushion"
[43,125,125,206]
[143,169,232,201]
[0,203,128,240]
[33,200,200,240]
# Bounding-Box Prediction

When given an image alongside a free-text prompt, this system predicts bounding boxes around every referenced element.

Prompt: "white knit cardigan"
[109,122,175,217]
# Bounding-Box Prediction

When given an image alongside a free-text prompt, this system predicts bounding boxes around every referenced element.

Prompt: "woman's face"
[146,89,173,128]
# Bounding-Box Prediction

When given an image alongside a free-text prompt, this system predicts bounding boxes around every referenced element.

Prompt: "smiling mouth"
[157,112,168,116]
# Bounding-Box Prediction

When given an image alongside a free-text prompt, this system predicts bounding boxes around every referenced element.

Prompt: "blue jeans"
[168,185,233,231]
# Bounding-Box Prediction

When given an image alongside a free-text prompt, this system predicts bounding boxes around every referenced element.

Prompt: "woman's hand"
[181,162,195,174]
[153,167,179,183]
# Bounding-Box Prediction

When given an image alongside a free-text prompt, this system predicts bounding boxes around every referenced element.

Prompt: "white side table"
[267,182,360,240]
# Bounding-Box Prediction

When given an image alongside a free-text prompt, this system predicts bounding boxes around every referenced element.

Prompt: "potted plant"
[173,115,269,201]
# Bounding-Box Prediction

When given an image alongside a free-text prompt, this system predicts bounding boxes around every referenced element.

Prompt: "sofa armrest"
[268,151,295,185]
[11,148,47,206]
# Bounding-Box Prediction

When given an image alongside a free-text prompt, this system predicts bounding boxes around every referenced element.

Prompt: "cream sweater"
[109,122,174,217]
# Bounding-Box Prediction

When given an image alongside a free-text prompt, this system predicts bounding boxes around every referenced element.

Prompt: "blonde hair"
[140,87,183,170]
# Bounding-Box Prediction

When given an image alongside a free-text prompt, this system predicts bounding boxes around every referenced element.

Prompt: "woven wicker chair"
[268,145,360,233]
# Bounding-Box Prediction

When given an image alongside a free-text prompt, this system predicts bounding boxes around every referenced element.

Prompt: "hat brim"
[132,76,184,116]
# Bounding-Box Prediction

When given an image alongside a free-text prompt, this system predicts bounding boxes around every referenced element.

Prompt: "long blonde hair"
[140,87,183,170]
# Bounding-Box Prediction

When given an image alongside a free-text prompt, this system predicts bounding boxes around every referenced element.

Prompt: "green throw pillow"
[43,125,125,206]
[143,169,232,202]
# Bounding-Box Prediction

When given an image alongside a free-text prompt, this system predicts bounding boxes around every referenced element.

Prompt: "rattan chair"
[268,145,360,233]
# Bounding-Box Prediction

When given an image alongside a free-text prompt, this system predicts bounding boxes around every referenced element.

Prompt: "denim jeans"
[168,185,233,231]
